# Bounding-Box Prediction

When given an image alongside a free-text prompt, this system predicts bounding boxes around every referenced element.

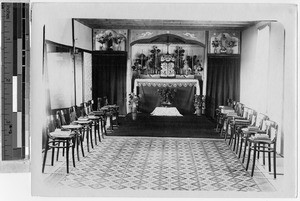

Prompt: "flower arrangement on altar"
[128,93,141,110]
[157,87,177,106]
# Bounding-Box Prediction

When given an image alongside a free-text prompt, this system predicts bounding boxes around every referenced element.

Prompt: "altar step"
[106,113,222,138]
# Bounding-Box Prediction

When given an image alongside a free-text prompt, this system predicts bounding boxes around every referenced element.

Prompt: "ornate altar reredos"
[160,54,175,78]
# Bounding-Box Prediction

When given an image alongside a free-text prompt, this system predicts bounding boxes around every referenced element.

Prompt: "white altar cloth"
[150,107,183,117]
[134,78,200,95]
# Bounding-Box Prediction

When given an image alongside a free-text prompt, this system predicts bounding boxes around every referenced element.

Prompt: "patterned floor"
[45,137,264,191]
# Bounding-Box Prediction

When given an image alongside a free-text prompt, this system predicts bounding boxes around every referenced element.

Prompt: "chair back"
[69,106,78,122]
[269,123,278,142]
[55,112,62,128]
[242,107,249,118]
[250,111,257,126]
[48,115,56,132]
[79,103,86,117]
[97,97,102,111]
[235,102,244,116]
[58,110,67,125]
[255,113,268,128]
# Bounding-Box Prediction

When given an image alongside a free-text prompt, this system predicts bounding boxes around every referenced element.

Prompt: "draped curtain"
[206,56,240,118]
[92,52,127,115]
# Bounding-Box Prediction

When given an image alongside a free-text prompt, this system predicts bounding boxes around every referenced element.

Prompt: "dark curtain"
[139,86,195,115]
[206,56,240,119]
[92,52,127,115]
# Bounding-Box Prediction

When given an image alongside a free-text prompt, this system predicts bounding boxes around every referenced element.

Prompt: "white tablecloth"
[150,107,183,116]
[134,78,200,95]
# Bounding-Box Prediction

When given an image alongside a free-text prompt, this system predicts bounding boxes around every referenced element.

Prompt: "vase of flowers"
[157,87,177,107]
[128,93,140,120]
[226,39,237,54]
[194,95,204,116]
[212,37,219,54]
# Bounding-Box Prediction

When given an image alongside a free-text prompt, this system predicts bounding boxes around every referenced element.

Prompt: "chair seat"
[62,125,83,130]
[74,120,92,124]
[88,116,100,120]
[50,130,75,138]
[249,134,270,141]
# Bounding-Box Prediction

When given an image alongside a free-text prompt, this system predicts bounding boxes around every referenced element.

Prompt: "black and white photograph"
[24,1,298,199]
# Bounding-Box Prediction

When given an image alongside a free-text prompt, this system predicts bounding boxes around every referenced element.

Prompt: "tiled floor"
[42,133,283,192]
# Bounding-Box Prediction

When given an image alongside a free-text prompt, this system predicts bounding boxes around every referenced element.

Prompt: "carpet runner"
[47,137,263,191]
[107,114,221,138]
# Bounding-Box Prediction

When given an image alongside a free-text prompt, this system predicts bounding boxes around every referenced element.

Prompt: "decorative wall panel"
[209,31,240,54]
[93,29,127,51]
[130,30,206,44]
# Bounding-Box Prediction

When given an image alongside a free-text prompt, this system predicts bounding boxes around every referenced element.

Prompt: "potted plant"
[128,93,140,120]
[194,95,204,116]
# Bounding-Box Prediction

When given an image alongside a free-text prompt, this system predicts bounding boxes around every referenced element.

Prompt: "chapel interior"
[38,13,291,193]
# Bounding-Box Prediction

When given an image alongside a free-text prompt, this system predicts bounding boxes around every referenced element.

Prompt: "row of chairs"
[216,100,278,178]
[42,98,119,173]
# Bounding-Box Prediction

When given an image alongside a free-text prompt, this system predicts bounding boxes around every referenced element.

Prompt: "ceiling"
[75,18,265,31]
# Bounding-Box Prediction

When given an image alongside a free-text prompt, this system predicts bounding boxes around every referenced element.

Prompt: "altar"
[134,78,200,114]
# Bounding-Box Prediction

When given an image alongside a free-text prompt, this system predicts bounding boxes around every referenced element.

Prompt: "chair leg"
[273,150,277,179]
[268,146,272,172]
[62,141,65,157]
[86,128,90,152]
[72,139,76,168]
[51,142,55,166]
[251,144,257,177]
[238,137,243,158]
[242,140,248,163]
[42,142,49,173]
[263,146,266,165]
[56,142,60,161]
[97,122,101,142]
[80,135,85,157]
[246,142,252,171]
[89,126,94,149]
[76,136,80,161]
[110,116,113,130]
[66,140,69,173]
[93,123,97,146]
[235,133,240,154]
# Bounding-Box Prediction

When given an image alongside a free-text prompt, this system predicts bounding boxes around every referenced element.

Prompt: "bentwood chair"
[246,120,278,178]
[84,101,102,144]
[42,115,76,174]
[240,113,269,163]
[228,107,254,153]
[101,96,120,131]
[215,99,234,131]
[221,102,244,140]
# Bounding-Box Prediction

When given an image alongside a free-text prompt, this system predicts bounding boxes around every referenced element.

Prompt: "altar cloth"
[150,107,183,117]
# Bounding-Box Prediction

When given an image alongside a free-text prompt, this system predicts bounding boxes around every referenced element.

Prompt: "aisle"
[106,113,221,138]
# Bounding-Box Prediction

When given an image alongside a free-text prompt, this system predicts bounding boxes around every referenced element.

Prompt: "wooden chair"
[42,115,76,174]
[240,113,269,163]
[246,120,278,178]
[215,99,234,131]
[84,101,102,144]
[229,107,254,153]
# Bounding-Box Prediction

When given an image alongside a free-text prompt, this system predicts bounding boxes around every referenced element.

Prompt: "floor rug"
[107,113,221,138]
[48,137,262,191]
